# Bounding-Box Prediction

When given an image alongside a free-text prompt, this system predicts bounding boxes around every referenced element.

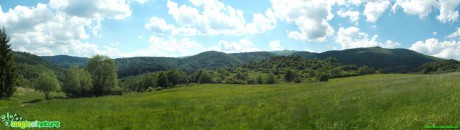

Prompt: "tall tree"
[63,65,80,98]
[284,69,297,82]
[157,72,171,88]
[86,55,119,96]
[266,73,277,84]
[167,69,183,86]
[35,72,60,100]
[63,65,93,98]
[0,27,16,99]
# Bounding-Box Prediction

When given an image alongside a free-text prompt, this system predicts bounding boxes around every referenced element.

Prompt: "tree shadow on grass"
[23,99,42,104]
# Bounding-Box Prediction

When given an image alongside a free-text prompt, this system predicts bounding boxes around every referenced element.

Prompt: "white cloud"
[245,9,277,34]
[49,0,132,20]
[269,40,283,50]
[337,9,360,22]
[164,0,276,36]
[433,31,437,36]
[437,0,460,23]
[133,0,148,4]
[211,39,260,53]
[392,0,437,18]
[0,1,132,57]
[381,40,401,48]
[136,35,206,57]
[410,38,460,60]
[271,0,335,42]
[335,26,400,49]
[363,0,391,22]
[144,17,175,34]
[447,28,460,39]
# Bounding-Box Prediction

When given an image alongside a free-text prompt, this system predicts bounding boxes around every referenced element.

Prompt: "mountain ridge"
[38,47,443,77]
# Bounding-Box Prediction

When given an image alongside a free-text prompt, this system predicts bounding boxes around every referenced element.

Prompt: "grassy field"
[1,73,460,129]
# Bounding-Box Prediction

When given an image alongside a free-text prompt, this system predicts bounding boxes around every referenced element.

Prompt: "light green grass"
[1,73,460,129]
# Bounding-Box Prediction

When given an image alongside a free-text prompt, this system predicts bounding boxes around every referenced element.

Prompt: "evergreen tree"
[0,27,16,99]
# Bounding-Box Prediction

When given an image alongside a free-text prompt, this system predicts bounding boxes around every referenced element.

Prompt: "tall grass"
[1,73,460,129]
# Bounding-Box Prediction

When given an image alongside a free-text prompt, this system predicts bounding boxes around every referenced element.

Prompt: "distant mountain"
[41,47,442,77]
[15,52,65,80]
[115,57,179,77]
[270,50,298,56]
[178,51,242,71]
[315,47,440,72]
[42,55,89,68]
[229,51,276,63]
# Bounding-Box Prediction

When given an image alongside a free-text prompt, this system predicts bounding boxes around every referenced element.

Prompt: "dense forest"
[120,56,378,93]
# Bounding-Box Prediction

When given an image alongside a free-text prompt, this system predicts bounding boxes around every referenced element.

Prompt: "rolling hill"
[315,47,440,72]
[41,55,89,69]
[14,52,65,81]
[40,47,442,77]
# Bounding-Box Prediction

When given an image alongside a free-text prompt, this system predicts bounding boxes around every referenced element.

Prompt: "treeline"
[417,59,460,74]
[120,56,378,93]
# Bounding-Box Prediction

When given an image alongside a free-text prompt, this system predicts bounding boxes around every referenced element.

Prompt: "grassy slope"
[1,73,460,129]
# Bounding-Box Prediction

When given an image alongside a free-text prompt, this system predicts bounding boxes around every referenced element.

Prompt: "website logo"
[1,112,60,129]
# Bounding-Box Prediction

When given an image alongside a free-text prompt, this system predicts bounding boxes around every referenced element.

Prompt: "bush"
[294,78,302,83]
[317,74,329,82]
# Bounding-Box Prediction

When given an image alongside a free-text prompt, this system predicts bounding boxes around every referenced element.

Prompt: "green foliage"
[0,27,16,99]
[316,74,329,82]
[419,59,460,74]
[42,55,89,69]
[315,47,439,73]
[198,70,213,84]
[158,72,171,88]
[62,65,93,98]
[35,72,60,100]
[256,75,263,84]
[86,55,119,96]
[14,52,65,81]
[167,69,184,86]
[284,69,297,82]
[7,73,460,129]
[266,73,277,84]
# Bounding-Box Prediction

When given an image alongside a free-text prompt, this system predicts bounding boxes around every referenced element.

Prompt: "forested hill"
[39,47,443,77]
[14,52,65,81]
[42,55,89,68]
[316,47,440,73]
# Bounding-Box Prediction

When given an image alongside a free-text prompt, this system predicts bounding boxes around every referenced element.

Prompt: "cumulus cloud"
[144,17,175,34]
[410,38,460,60]
[135,35,206,57]
[49,0,132,20]
[210,39,260,53]
[335,26,400,49]
[269,40,283,50]
[161,0,276,35]
[0,1,132,57]
[337,9,360,22]
[271,0,335,42]
[437,0,460,23]
[245,9,277,34]
[447,28,460,39]
[364,0,391,22]
[391,0,437,18]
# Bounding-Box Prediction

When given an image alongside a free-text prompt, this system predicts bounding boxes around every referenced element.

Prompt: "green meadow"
[1,72,460,129]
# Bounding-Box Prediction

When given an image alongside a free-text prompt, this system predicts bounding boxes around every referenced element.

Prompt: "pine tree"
[0,27,16,99]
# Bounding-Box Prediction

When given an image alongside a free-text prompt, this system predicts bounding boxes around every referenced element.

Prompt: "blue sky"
[1,0,460,60]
